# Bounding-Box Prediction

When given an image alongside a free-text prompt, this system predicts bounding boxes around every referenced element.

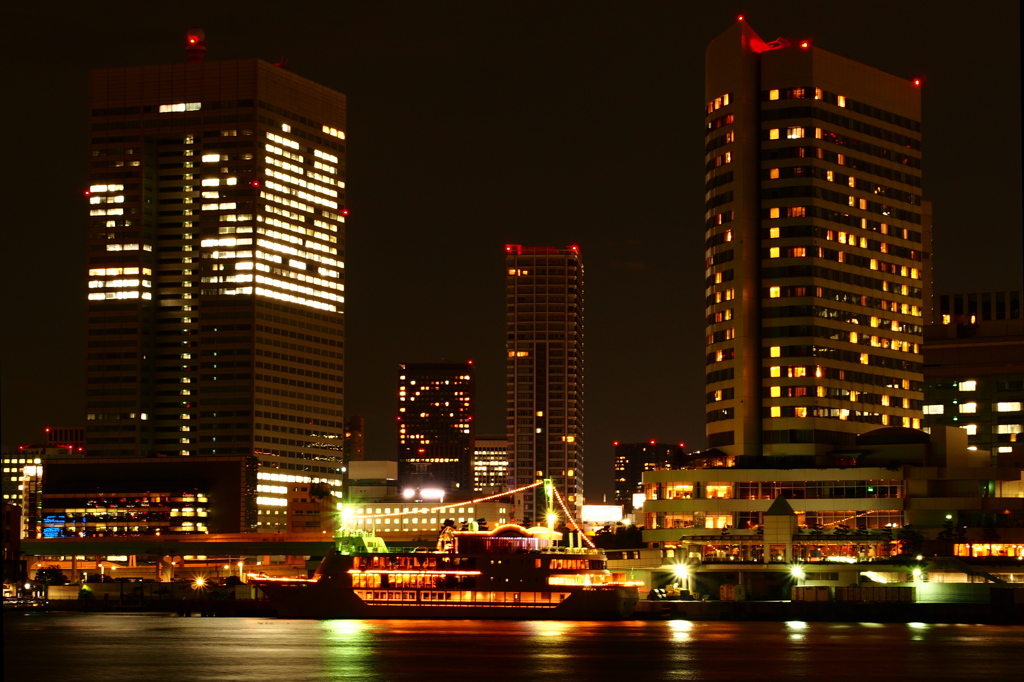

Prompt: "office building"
[83,32,347,526]
[923,290,1024,457]
[397,362,474,492]
[703,20,930,457]
[472,435,510,494]
[613,441,686,511]
[505,245,584,523]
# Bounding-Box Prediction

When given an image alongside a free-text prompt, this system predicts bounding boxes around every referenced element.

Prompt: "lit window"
[770,386,781,397]
[959,381,977,392]
[770,168,780,179]
[770,367,781,378]
[923,405,944,415]
[837,95,846,107]
[769,227,780,238]
[996,402,1022,412]
[769,129,780,140]
[963,424,978,436]
[770,406,781,418]
[995,424,1023,435]
[769,286,781,298]
[769,247,780,258]
[769,89,779,100]
[769,208,780,219]
[786,127,805,139]
[794,407,807,418]
[770,346,781,358]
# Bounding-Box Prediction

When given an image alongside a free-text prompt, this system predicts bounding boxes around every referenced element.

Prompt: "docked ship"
[250,524,640,620]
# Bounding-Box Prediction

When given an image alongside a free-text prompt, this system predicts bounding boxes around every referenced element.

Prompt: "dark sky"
[3,1,1021,501]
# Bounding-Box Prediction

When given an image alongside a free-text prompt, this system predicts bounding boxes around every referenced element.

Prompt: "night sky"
[3,1,1021,501]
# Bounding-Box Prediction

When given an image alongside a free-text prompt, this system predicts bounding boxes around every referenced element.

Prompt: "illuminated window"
[769,208,780,219]
[963,424,978,436]
[959,381,977,392]
[770,386,781,397]
[770,168,780,179]
[769,129,780,140]
[769,89,779,100]
[769,286,781,298]
[769,346,781,358]
[995,424,1023,434]
[923,405,944,415]
[769,247,780,258]
[794,407,807,418]
[958,403,977,414]
[769,227,780,238]
[786,127,805,139]
[770,406,781,417]
[996,402,1022,412]
[770,366,781,378]
[837,95,847,107]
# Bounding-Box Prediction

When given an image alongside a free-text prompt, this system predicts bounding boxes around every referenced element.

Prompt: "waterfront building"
[613,441,687,511]
[923,290,1024,458]
[83,31,347,526]
[397,362,474,493]
[703,20,930,457]
[641,426,1024,561]
[505,245,585,523]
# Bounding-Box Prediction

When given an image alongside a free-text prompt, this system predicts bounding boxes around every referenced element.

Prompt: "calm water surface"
[4,612,1021,681]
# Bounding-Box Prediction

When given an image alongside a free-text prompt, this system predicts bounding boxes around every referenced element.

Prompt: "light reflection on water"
[4,613,1022,681]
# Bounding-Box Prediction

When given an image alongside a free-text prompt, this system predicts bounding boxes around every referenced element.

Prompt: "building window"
[996,402,1022,412]
[923,405,944,415]
[959,380,978,392]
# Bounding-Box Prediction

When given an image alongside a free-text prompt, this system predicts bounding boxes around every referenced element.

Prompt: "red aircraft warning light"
[800,41,810,49]
[186,29,207,63]
[913,78,922,86]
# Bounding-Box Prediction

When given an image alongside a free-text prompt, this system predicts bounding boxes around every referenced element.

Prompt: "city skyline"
[2,2,1021,502]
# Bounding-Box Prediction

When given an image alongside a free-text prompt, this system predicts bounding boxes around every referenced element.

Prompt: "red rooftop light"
[800,41,810,49]
[83,190,91,196]
[341,208,350,216]
[250,179,261,188]
[913,78,922,86]
[737,15,744,21]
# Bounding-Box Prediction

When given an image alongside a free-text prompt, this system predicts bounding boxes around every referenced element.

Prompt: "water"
[4,613,1021,681]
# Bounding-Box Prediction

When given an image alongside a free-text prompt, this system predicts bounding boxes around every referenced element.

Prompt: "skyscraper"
[397,362,475,492]
[505,245,584,523]
[84,33,347,528]
[703,20,930,458]
[613,441,686,511]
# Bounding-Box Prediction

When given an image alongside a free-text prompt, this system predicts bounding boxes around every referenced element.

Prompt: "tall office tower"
[923,290,1024,458]
[505,245,584,523]
[703,21,930,457]
[397,363,475,492]
[472,435,510,494]
[84,33,347,527]
[613,441,686,511]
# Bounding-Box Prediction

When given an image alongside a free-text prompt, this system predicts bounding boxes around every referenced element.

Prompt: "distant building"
[923,290,1024,457]
[472,435,509,494]
[347,460,399,503]
[703,20,929,457]
[613,441,687,512]
[344,416,366,462]
[397,362,475,492]
[506,244,585,524]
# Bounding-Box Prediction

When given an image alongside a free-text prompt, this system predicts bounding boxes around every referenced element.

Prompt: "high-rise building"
[703,20,930,458]
[505,245,584,523]
[397,363,474,492]
[84,33,347,530]
[472,435,510,494]
[613,441,686,511]
[923,290,1024,458]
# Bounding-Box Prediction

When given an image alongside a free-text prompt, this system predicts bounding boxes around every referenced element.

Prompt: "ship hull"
[253,579,638,620]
